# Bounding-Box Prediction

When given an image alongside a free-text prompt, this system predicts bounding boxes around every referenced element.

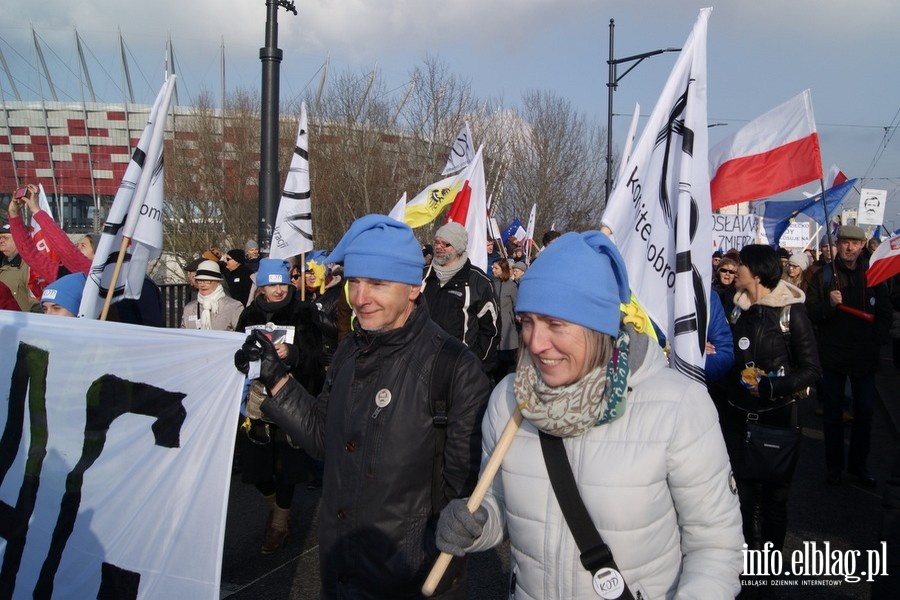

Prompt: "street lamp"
[605,18,680,200]
[258,0,297,255]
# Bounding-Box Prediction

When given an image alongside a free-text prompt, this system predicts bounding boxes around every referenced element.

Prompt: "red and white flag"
[866,233,900,288]
[445,146,488,272]
[709,89,823,210]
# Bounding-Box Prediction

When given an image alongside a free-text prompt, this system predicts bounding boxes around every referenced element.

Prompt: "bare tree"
[496,90,607,237]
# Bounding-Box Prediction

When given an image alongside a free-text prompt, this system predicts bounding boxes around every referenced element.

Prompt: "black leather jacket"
[261,299,491,598]
[722,281,821,427]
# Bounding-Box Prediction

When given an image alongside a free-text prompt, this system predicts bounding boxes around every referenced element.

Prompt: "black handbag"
[733,401,800,484]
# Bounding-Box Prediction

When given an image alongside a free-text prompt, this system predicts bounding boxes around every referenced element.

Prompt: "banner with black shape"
[0,312,245,599]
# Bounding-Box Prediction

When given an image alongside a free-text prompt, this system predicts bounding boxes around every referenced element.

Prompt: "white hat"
[195,260,224,281]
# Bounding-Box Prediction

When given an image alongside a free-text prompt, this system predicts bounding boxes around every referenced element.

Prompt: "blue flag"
[500,218,523,246]
[762,178,858,247]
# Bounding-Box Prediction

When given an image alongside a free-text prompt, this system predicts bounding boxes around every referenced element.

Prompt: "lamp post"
[605,18,680,201]
[258,0,297,255]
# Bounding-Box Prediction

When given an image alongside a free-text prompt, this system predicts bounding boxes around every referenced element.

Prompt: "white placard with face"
[857,188,887,226]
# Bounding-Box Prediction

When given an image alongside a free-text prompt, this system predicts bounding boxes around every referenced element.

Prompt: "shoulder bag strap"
[539,431,636,600]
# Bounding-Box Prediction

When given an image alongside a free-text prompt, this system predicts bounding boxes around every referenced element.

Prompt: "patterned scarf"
[196,285,227,330]
[515,328,631,437]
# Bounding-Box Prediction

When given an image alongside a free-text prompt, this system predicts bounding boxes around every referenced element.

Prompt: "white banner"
[0,312,245,599]
[712,215,811,251]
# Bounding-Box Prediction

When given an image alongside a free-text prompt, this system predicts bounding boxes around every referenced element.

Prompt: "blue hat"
[516,231,629,337]
[326,214,422,285]
[256,258,291,286]
[41,272,87,315]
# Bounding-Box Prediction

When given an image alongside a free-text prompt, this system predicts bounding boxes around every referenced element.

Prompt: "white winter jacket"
[470,337,743,599]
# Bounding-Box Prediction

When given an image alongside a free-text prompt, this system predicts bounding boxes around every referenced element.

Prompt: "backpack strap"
[429,334,468,513]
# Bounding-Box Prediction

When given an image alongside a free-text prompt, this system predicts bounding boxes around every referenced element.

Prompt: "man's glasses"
[719,269,737,275]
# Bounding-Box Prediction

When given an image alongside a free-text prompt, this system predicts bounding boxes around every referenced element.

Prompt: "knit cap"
[516,231,630,337]
[326,214,423,285]
[256,258,291,286]
[226,249,246,264]
[788,252,811,271]
[195,260,224,281]
[434,222,468,252]
[245,239,259,251]
[41,272,87,315]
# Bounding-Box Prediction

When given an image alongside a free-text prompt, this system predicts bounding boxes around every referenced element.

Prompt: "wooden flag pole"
[421,409,523,596]
[99,235,132,321]
[300,252,306,302]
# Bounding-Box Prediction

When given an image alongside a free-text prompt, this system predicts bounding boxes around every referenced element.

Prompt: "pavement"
[218,345,900,599]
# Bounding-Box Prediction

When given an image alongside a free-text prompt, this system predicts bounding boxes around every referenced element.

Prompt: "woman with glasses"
[782,252,812,292]
[713,257,739,316]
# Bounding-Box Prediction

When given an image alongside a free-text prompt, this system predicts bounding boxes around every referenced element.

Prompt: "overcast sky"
[3,1,899,229]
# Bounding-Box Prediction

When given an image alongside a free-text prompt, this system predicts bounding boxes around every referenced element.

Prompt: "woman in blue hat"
[236,257,325,554]
[436,231,743,599]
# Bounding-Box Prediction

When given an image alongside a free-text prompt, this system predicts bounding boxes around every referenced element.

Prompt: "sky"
[2,0,899,231]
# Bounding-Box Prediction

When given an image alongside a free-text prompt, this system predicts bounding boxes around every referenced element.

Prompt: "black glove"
[233,335,262,375]
[239,330,291,391]
[436,498,487,557]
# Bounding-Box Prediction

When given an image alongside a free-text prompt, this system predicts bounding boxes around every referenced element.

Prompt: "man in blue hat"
[234,214,491,599]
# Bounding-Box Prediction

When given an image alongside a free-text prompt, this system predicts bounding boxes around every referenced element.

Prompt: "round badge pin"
[375,389,392,408]
[592,567,625,599]
[738,336,750,350]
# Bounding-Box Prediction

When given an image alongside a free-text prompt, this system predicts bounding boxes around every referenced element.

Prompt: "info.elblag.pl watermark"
[742,541,888,586]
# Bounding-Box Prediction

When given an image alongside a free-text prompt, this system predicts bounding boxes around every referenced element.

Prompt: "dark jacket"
[720,281,821,435]
[261,299,491,599]
[422,259,499,372]
[491,278,518,351]
[805,257,892,376]
[225,263,254,306]
[237,294,325,395]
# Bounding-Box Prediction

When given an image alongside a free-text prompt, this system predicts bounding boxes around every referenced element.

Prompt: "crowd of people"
[4,180,900,598]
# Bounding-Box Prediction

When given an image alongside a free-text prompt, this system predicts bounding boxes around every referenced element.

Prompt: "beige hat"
[788,252,811,271]
[837,225,867,241]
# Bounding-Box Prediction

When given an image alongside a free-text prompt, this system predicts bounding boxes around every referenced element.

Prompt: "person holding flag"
[7,183,96,285]
[806,225,893,487]
[434,231,742,599]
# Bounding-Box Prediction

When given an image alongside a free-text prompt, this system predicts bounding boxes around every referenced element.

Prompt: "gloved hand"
[233,335,262,375]
[236,330,291,391]
[436,498,487,557]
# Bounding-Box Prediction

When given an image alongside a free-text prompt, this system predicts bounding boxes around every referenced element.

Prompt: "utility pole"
[258,0,297,255]
[605,19,680,201]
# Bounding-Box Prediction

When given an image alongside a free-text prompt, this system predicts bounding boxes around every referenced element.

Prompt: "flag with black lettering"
[270,101,314,259]
[0,311,245,599]
[79,76,175,319]
[601,8,712,384]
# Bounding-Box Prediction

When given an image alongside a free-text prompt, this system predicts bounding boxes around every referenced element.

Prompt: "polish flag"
[709,90,823,210]
[444,146,487,272]
[866,233,900,288]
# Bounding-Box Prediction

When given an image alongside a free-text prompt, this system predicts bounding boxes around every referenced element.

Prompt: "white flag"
[79,76,175,319]
[0,311,244,599]
[387,192,407,223]
[270,102,314,259]
[524,204,537,266]
[601,8,712,384]
[616,103,641,185]
[441,121,475,176]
